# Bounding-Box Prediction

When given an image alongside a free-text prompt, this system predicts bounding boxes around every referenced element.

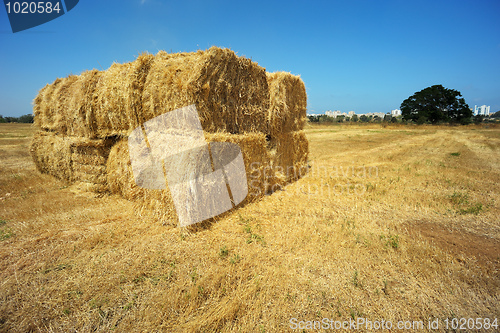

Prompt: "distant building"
[474,105,490,116]
[365,112,386,118]
[325,110,343,118]
[348,111,355,117]
[391,109,402,116]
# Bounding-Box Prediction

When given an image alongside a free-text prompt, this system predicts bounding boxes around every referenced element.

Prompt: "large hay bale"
[271,130,309,188]
[205,132,271,199]
[33,75,78,134]
[65,69,101,138]
[71,137,115,192]
[106,132,272,226]
[267,72,307,136]
[141,47,269,135]
[91,53,155,138]
[30,130,115,191]
[34,53,154,139]
[30,131,73,181]
[33,70,101,137]
[106,139,178,224]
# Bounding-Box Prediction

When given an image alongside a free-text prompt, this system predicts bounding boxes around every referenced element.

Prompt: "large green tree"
[401,85,472,124]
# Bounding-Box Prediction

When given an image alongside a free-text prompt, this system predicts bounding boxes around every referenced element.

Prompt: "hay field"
[0,122,499,332]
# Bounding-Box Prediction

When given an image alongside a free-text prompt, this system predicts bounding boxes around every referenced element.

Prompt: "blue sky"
[1,0,499,117]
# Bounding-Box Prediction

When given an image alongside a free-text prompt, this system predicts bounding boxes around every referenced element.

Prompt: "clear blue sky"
[1,0,499,117]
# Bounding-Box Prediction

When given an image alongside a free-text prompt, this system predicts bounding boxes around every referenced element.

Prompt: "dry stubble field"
[0,122,499,332]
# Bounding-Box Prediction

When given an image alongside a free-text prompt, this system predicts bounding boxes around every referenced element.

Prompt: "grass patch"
[380,234,399,249]
[0,220,14,241]
[459,203,483,215]
[219,245,229,258]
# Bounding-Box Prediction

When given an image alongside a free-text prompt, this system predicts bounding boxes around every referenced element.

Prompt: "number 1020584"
[5,2,62,14]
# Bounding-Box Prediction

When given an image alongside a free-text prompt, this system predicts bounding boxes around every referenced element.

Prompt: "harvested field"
[1,123,499,332]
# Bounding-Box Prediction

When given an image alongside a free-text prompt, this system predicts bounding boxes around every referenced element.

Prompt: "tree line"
[310,85,498,125]
[308,114,400,123]
[0,114,34,123]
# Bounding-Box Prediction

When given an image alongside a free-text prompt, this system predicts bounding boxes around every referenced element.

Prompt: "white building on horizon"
[325,110,343,118]
[474,105,490,116]
[391,109,402,116]
[364,112,386,118]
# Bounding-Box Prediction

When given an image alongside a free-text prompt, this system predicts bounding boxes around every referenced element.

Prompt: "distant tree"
[473,114,484,124]
[490,111,500,118]
[383,114,392,122]
[417,115,427,125]
[307,115,320,122]
[373,115,381,122]
[359,115,369,123]
[336,115,345,123]
[390,116,398,123]
[351,114,358,122]
[401,85,472,124]
[18,114,34,123]
[319,115,334,123]
[0,115,5,123]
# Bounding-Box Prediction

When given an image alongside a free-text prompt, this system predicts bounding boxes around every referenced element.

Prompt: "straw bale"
[91,53,155,137]
[142,47,269,134]
[106,131,273,226]
[266,72,307,136]
[65,69,102,138]
[106,139,133,199]
[106,139,178,224]
[71,152,107,165]
[33,54,154,138]
[70,137,115,191]
[205,132,271,199]
[33,75,78,134]
[30,131,73,181]
[271,130,309,186]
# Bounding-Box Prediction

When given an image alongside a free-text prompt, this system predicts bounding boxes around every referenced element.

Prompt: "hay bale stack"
[266,72,307,136]
[265,72,309,189]
[31,47,309,226]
